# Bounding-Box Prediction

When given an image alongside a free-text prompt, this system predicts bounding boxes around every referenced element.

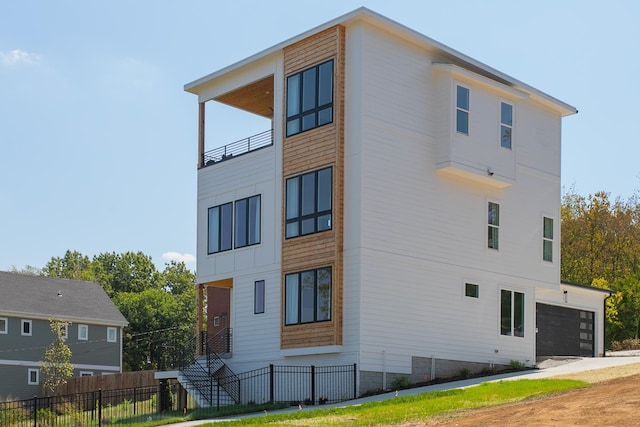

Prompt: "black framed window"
[286,167,332,238]
[465,283,479,298]
[208,202,233,254]
[286,60,334,136]
[500,102,513,149]
[235,195,261,249]
[543,217,553,262]
[285,267,331,325]
[501,289,524,337]
[456,85,469,135]
[488,201,500,250]
[254,280,265,314]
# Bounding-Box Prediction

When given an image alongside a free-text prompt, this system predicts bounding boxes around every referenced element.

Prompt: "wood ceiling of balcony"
[215,75,274,119]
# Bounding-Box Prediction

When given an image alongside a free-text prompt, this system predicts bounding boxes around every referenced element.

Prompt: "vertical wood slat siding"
[281,25,345,349]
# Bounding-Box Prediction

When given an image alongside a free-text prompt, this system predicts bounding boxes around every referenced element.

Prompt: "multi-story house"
[184,8,610,394]
[0,272,128,399]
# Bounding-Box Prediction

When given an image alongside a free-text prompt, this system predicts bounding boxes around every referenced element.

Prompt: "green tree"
[42,250,95,281]
[40,320,74,395]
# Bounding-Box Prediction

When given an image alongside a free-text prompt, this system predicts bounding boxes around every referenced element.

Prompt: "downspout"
[603,292,614,357]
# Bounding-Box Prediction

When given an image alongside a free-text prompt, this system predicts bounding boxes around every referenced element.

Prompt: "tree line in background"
[561,189,640,347]
[36,250,196,371]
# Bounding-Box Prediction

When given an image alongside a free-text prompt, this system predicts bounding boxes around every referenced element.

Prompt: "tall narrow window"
[235,195,261,249]
[21,319,32,336]
[456,85,469,135]
[543,217,554,262]
[107,327,117,343]
[28,369,39,385]
[78,324,88,341]
[286,167,332,238]
[488,202,500,250]
[208,202,233,254]
[254,280,265,314]
[286,60,334,136]
[501,289,524,337]
[284,267,331,325]
[0,317,7,334]
[500,102,513,149]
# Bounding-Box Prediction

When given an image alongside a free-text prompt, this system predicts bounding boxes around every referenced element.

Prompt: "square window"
[285,267,332,325]
[254,280,265,314]
[78,324,88,341]
[21,319,32,336]
[28,369,39,385]
[0,317,7,334]
[465,283,479,298]
[107,327,117,343]
[286,167,332,238]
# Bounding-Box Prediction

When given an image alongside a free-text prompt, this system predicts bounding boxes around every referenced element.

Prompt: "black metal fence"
[0,363,356,426]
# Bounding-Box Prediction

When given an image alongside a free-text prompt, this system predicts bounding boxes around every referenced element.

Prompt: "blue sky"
[1,0,638,272]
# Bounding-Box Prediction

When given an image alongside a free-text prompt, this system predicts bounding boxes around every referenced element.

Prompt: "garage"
[536,303,594,358]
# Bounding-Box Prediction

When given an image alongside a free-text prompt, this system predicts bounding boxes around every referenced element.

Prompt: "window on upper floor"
[465,283,479,298]
[456,85,470,135]
[21,319,32,336]
[501,289,524,337]
[58,323,68,340]
[208,202,233,254]
[543,217,554,262]
[286,167,332,238]
[500,102,513,149]
[254,280,265,315]
[28,368,39,385]
[488,202,500,250]
[285,267,331,326]
[235,195,261,249]
[0,317,7,334]
[286,60,334,137]
[78,324,88,341]
[107,327,117,343]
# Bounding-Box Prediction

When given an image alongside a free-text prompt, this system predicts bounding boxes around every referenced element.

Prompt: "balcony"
[202,129,273,167]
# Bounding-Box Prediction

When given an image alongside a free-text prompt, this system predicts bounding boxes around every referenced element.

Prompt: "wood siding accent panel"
[281,25,345,349]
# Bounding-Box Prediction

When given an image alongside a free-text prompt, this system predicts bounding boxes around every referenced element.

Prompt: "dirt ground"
[410,362,640,426]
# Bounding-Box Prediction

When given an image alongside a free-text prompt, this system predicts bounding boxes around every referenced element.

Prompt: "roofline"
[561,281,614,295]
[0,311,128,327]
[184,7,577,116]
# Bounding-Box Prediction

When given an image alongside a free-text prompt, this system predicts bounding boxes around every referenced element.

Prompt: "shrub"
[610,338,640,351]
[35,408,56,427]
[509,360,525,370]
[391,376,411,390]
[459,367,472,379]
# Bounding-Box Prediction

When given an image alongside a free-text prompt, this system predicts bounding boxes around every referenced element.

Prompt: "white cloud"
[162,252,196,264]
[0,49,41,66]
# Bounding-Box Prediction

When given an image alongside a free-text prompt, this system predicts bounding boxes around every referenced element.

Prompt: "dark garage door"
[536,303,594,357]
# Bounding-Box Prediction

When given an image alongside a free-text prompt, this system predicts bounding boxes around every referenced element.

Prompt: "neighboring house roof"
[561,280,614,295]
[185,6,577,117]
[0,272,128,327]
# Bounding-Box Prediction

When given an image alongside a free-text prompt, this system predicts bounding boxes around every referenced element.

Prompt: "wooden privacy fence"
[51,371,157,396]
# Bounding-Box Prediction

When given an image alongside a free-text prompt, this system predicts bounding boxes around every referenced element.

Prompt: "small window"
[78,324,88,341]
[107,327,117,343]
[501,289,524,337]
[208,202,233,254]
[543,217,553,262]
[28,368,39,385]
[59,323,68,340]
[286,60,334,136]
[500,102,513,149]
[488,202,500,250]
[456,85,469,135]
[235,195,261,249]
[213,316,220,327]
[465,283,479,298]
[0,317,7,334]
[254,280,265,314]
[21,319,32,336]
[80,371,93,377]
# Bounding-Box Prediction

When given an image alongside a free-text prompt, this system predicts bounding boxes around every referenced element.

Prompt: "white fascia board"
[0,311,128,328]
[433,63,529,100]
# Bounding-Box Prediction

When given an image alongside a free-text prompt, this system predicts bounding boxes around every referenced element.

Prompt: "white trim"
[28,368,39,385]
[21,319,32,336]
[0,359,121,371]
[0,317,7,334]
[0,311,127,328]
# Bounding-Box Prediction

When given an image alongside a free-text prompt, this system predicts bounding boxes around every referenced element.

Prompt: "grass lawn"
[197,379,587,426]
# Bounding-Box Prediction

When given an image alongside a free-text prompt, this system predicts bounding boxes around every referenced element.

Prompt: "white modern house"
[185,8,610,395]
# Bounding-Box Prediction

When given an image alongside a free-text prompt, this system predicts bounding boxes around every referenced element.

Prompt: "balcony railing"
[202,129,273,167]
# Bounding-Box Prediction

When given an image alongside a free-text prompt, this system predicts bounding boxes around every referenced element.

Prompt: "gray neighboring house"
[0,272,128,399]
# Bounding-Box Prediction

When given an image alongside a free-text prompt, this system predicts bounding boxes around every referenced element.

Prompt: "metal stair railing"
[205,329,241,404]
